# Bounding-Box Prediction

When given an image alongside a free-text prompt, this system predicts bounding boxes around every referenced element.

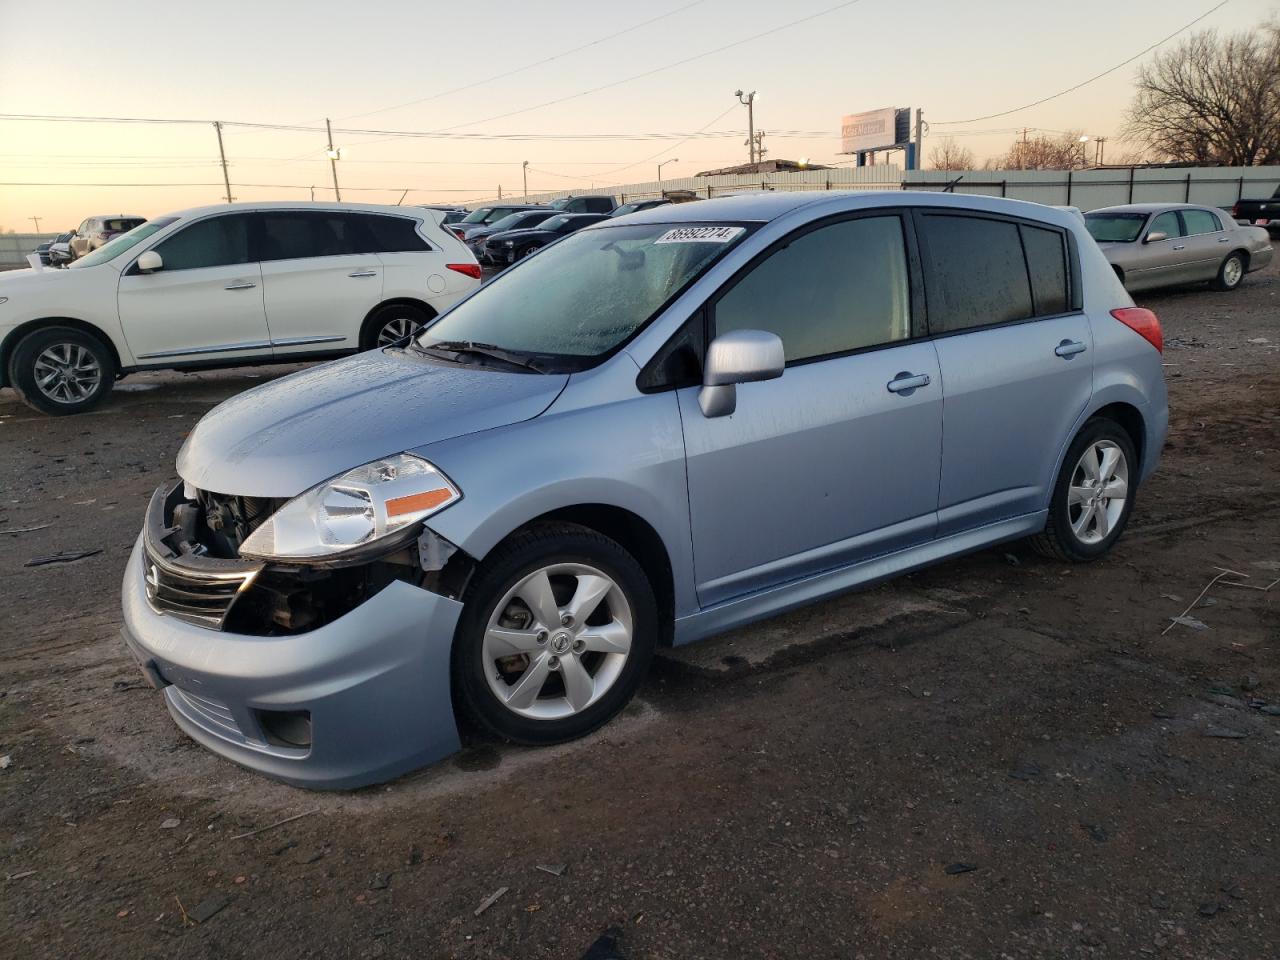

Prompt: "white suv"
[0,201,481,414]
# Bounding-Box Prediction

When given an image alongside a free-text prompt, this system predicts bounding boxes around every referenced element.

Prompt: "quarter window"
[1182,209,1222,235]
[362,215,430,252]
[153,215,251,271]
[1020,225,1069,316]
[920,215,1033,333]
[714,215,911,363]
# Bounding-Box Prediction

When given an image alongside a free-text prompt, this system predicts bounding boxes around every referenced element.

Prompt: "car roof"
[1087,202,1214,215]
[163,200,447,220]
[609,190,1086,229]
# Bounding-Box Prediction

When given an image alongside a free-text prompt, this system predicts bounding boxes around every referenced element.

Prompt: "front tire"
[452,523,657,745]
[1031,419,1137,562]
[9,326,115,416]
[520,244,543,260]
[1212,252,1246,291]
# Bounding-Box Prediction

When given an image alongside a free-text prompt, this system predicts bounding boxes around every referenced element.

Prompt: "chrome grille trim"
[143,544,260,630]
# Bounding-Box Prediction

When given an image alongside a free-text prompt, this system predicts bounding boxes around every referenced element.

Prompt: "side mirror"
[1143,230,1168,244]
[698,329,785,418]
[136,250,163,273]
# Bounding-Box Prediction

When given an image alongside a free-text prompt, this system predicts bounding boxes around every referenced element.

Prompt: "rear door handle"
[1171,244,1185,251]
[1217,237,1231,243]
[886,372,931,394]
[1055,339,1087,358]
[348,270,378,278]
[224,281,256,290]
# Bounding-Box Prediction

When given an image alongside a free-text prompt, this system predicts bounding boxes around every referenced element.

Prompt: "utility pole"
[325,118,342,201]
[735,90,757,165]
[498,185,503,200]
[213,121,233,203]
[29,216,41,233]
[1095,136,1107,166]
[309,186,315,201]
[914,108,924,173]
[657,158,679,182]
[522,160,529,199]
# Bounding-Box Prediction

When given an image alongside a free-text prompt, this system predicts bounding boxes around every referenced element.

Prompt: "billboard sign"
[841,107,899,153]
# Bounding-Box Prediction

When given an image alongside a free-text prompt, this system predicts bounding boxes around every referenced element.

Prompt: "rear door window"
[1182,209,1222,235]
[152,215,252,271]
[919,215,1033,333]
[714,215,912,363]
[257,212,371,261]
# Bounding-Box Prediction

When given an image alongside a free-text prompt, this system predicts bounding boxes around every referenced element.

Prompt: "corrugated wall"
[0,233,58,268]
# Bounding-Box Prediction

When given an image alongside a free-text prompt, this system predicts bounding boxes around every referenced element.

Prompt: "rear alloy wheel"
[454,523,657,745]
[520,244,543,259]
[362,303,432,350]
[10,325,114,416]
[1031,419,1136,562]
[1212,252,1245,291]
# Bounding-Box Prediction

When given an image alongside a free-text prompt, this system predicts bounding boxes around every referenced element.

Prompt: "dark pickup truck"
[1232,186,1280,234]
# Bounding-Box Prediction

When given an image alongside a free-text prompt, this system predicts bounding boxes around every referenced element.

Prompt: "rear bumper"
[1248,244,1274,272]
[120,535,464,789]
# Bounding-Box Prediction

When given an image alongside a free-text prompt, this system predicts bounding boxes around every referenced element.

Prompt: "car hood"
[0,263,104,290]
[486,227,554,244]
[177,349,569,498]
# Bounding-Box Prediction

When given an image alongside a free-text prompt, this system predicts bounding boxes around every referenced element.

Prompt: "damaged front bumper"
[119,484,467,790]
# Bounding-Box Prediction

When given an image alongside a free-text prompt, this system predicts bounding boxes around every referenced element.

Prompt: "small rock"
[944,862,977,875]
[160,818,181,830]
[0,755,10,769]
[1081,823,1109,843]
[1241,675,1260,692]
[189,894,230,924]
[371,873,390,890]
[1261,705,1280,716]
[1197,901,1222,918]
[1149,892,1170,910]
[1003,553,1021,567]
[1203,726,1248,739]
[535,863,567,877]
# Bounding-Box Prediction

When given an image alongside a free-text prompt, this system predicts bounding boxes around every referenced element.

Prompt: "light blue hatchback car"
[121,191,1168,788]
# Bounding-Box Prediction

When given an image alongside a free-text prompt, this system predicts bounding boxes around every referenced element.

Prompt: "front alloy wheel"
[9,325,115,416]
[454,523,657,745]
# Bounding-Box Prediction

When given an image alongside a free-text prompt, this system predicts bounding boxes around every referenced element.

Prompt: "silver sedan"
[1085,203,1273,293]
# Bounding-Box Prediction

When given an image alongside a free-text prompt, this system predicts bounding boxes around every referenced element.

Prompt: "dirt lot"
[1,260,1278,960]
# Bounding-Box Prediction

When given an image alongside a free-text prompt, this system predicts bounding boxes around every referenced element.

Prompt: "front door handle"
[1055,339,1087,358]
[886,372,931,394]
[1217,237,1231,243]
[224,281,256,290]
[348,270,378,278]
[1171,244,1185,251]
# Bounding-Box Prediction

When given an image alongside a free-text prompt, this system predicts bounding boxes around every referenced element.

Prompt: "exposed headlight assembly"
[239,454,460,561]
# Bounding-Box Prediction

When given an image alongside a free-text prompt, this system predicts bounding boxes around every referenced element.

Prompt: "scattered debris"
[189,894,230,924]
[474,886,509,916]
[1008,763,1041,781]
[579,927,625,960]
[0,755,10,769]
[24,549,102,567]
[0,523,51,536]
[160,818,181,830]
[535,863,567,877]
[229,807,320,841]
[1203,726,1248,739]
[1161,568,1242,636]
[371,873,390,890]
[5,870,36,881]
[1242,675,1260,692]
[1260,705,1280,716]
[1169,615,1209,631]
[1003,553,1021,567]
[1080,823,1109,843]
[944,862,977,875]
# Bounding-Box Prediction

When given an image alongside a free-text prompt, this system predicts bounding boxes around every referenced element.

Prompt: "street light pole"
[522,160,529,199]
[735,90,756,165]
[657,158,679,183]
[213,121,233,203]
[326,118,342,201]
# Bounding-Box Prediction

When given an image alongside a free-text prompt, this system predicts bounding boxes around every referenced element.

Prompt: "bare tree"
[1123,21,1280,165]
[993,130,1091,170]
[929,137,975,171]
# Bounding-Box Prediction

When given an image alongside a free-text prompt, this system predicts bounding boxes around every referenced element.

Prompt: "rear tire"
[452,523,657,746]
[360,303,433,351]
[9,325,115,416]
[1030,419,1137,563]
[520,244,543,259]
[1212,251,1246,291]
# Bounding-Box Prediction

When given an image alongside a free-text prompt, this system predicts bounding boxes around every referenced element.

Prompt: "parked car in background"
[610,198,672,218]
[548,195,617,214]
[1085,203,1273,293]
[48,232,76,267]
[461,209,559,260]
[118,191,1166,788]
[449,204,544,240]
[68,215,146,260]
[417,204,469,226]
[31,239,54,267]
[0,202,480,415]
[484,212,610,265]
[1231,185,1280,235]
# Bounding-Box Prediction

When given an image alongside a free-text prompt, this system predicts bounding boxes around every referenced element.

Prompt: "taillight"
[1111,307,1162,353]
[1231,202,1240,217]
[447,263,482,280]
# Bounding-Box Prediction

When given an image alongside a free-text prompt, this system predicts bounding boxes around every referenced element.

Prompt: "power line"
[0,181,567,193]
[934,0,1232,124]
[336,0,709,123]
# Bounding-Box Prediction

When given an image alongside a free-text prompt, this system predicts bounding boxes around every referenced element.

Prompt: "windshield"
[490,211,542,232]
[70,217,177,269]
[1085,213,1148,243]
[541,215,575,231]
[461,207,494,224]
[419,222,748,363]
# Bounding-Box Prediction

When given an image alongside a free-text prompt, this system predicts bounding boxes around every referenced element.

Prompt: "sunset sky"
[1,0,1273,232]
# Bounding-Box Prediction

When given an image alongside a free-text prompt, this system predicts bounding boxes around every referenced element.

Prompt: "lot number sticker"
[654,226,744,244]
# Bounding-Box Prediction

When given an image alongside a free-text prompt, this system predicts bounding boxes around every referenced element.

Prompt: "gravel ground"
[1,259,1277,959]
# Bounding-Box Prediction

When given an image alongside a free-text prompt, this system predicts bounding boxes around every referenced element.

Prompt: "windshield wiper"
[413,339,548,373]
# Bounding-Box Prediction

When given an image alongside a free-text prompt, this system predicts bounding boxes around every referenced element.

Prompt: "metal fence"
[0,232,58,268]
